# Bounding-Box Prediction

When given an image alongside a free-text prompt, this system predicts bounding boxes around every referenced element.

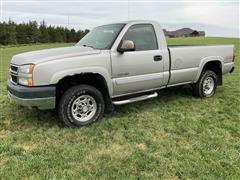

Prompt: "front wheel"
[192,70,217,98]
[58,85,105,127]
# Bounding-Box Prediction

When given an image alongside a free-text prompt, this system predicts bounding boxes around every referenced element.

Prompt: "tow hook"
[230,67,235,73]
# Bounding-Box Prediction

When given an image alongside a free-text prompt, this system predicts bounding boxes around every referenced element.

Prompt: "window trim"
[107,23,126,49]
[119,23,159,52]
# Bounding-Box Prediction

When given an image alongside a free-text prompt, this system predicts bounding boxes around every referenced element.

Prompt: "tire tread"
[58,84,105,127]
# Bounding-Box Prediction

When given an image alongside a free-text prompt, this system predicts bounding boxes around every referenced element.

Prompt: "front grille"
[10,65,18,72]
[10,64,19,84]
[11,75,18,83]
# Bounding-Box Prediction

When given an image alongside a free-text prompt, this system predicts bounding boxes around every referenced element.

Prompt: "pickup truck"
[7,20,235,127]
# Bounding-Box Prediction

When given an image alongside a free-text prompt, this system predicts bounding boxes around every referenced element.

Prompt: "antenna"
[128,0,130,20]
[0,0,2,23]
[67,15,69,29]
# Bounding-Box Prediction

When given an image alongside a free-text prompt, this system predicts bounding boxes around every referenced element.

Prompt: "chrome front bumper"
[7,80,56,110]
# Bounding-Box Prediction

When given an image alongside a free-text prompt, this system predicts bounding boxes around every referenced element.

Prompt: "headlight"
[18,64,35,86]
[18,64,35,74]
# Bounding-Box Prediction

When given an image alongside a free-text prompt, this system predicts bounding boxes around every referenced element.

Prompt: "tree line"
[0,20,89,45]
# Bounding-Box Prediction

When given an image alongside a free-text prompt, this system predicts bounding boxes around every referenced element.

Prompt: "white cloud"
[182,2,239,28]
[2,1,239,37]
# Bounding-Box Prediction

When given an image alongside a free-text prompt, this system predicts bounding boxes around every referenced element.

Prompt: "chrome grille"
[10,65,18,72]
[10,64,19,84]
[11,75,18,83]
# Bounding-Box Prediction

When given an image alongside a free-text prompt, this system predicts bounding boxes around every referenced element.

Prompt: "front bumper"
[7,80,56,110]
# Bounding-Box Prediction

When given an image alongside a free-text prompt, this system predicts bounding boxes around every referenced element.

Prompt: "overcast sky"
[1,0,239,37]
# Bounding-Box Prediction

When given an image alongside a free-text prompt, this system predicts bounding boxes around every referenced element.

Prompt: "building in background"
[163,28,205,38]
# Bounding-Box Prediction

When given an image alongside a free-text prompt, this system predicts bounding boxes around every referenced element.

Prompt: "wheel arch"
[194,56,223,85]
[51,67,113,95]
[54,70,114,111]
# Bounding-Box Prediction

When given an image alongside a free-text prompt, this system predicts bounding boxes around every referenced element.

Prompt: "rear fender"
[194,56,223,83]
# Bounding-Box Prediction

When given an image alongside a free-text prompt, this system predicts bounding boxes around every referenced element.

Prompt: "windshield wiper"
[82,44,95,49]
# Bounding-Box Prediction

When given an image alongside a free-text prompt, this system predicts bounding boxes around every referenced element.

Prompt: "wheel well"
[56,73,113,111]
[202,61,222,85]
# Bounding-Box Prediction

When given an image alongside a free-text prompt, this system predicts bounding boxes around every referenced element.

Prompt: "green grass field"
[0,37,239,179]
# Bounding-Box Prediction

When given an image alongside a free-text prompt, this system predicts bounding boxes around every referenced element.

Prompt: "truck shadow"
[113,85,193,113]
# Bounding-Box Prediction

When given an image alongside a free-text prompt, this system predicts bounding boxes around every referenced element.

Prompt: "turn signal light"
[28,78,33,86]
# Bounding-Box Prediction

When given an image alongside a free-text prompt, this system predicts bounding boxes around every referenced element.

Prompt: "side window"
[122,24,158,51]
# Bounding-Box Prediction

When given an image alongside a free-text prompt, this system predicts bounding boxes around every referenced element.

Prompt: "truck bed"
[167,44,234,86]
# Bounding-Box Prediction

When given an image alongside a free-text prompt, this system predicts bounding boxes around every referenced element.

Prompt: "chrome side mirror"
[118,40,135,53]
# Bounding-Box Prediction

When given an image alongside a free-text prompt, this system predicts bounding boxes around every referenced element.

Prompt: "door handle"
[154,55,162,61]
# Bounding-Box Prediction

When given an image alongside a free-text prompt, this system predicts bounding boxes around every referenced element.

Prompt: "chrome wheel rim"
[203,77,214,95]
[71,95,97,122]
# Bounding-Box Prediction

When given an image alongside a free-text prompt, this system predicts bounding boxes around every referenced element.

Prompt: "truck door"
[111,24,164,96]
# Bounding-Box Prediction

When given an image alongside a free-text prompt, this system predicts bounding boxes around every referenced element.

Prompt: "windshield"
[76,23,125,50]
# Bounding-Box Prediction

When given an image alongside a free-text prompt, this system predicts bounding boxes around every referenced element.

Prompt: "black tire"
[58,84,105,127]
[192,70,217,98]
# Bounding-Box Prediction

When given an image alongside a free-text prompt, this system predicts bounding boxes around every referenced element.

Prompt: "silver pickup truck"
[7,20,235,127]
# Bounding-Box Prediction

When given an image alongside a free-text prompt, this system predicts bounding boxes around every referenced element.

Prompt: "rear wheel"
[58,85,105,127]
[192,70,217,98]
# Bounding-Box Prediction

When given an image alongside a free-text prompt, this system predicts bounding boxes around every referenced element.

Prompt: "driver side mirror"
[117,40,135,53]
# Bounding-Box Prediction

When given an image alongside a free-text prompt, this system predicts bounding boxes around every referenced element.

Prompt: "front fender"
[50,67,113,96]
[194,56,223,83]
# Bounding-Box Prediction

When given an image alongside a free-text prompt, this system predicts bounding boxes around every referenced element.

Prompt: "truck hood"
[11,46,101,65]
